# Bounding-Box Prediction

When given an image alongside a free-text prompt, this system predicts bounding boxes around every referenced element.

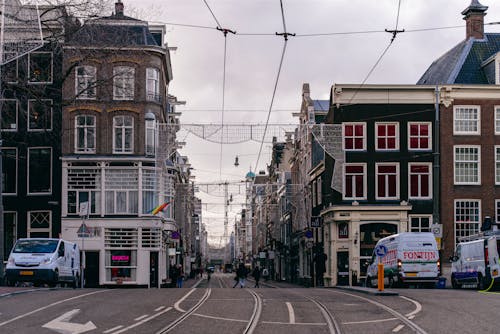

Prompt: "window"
[29,52,52,83]
[454,200,480,244]
[105,169,138,214]
[67,168,101,215]
[105,250,137,282]
[28,99,52,131]
[454,106,480,135]
[113,66,135,100]
[75,115,96,153]
[0,100,18,131]
[376,163,399,200]
[375,122,399,150]
[317,176,322,205]
[68,190,101,215]
[146,68,160,102]
[75,66,96,99]
[495,107,500,134]
[409,163,432,199]
[1,148,17,195]
[343,122,365,151]
[454,146,480,185]
[113,116,134,153]
[28,147,52,194]
[3,53,18,83]
[496,146,500,184]
[409,216,431,232]
[344,163,366,200]
[495,200,500,224]
[408,122,431,150]
[28,211,51,238]
[3,212,17,261]
[145,117,156,156]
[338,222,348,239]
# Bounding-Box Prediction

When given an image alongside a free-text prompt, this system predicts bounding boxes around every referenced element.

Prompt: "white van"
[366,232,440,288]
[451,235,500,289]
[5,238,80,288]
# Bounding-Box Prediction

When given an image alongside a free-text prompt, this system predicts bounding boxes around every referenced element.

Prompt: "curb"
[333,285,399,296]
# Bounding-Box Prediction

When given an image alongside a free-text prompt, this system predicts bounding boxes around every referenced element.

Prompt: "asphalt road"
[0,273,499,334]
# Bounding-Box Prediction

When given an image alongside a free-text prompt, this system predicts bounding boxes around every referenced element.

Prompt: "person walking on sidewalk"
[252,265,261,288]
[233,263,247,288]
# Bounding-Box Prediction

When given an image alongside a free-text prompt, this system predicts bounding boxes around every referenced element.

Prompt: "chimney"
[115,0,124,17]
[462,0,488,40]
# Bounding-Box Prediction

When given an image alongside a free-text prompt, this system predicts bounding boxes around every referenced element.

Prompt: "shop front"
[321,203,411,286]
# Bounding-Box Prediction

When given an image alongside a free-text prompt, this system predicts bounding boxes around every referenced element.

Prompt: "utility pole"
[223,181,228,263]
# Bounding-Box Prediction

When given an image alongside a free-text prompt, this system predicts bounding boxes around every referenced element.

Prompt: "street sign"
[77,223,91,238]
[305,230,313,238]
[375,244,388,257]
[431,224,443,238]
[311,216,323,228]
[79,202,89,217]
[306,240,314,249]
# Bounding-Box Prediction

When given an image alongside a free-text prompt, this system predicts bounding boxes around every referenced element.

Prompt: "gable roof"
[417,33,500,84]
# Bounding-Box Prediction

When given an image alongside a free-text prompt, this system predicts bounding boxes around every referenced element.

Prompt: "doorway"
[150,252,159,288]
[337,251,349,286]
[84,251,100,288]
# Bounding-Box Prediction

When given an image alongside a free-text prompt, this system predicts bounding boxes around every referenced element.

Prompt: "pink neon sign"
[112,255,129,262]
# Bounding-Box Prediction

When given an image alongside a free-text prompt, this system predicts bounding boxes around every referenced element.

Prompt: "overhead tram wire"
[200,0,236,178]
[255,0,294,171]
[347,0,404,105]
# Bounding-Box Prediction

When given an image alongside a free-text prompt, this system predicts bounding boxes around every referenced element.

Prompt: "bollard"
[377,263,384,291]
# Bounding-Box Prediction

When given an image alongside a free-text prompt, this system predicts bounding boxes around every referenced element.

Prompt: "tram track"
[243,288,262,334]
[155,288,212,334]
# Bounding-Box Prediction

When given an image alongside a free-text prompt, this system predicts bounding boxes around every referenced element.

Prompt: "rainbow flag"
[151,202,170,215]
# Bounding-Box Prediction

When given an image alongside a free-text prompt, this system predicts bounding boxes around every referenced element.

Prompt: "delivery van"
[366,232,440,288]
[5,238,80,288]
[451,234,500,289]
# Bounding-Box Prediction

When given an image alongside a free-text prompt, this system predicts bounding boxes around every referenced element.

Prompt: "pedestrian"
[252,265,261,288]
[176,264,184,288]
[169,264,178,288]
[233,263,247,288]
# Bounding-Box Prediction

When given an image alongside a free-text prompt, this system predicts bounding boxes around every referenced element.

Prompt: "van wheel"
[477,274,492,290]
[48,271,59,288]
[33,281,42,287]
[451,276,461,289]
[5,278,15,287]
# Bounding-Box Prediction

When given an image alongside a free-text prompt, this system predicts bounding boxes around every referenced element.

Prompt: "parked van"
[5,238,80,288]
[366,232,440,288]
[451,234,500,289]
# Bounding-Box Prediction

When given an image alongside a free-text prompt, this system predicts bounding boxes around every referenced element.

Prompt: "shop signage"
[111,255,129,262]
[311,216,322,228]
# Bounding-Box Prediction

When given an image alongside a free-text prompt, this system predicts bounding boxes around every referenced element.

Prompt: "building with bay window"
[60,1,180,287]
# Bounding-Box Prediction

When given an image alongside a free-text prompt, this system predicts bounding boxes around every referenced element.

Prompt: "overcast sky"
[122,0,500,244]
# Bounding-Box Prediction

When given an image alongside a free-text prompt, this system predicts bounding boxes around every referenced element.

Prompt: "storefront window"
[105,250,136,282]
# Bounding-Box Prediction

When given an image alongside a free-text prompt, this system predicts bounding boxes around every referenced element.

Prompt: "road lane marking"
[400,296,422,318]
[286,302,295,324]
[262,321,326,326]
[0,290,108,327]
[393,324,405,332]
[134,315,149,321]
[155,306,165,312]
[174,288,197,312]
[193,313,247,322]
[42,309,96,334]
[103,325,123,333]
[343,317,398,325]
[110,307,172,334]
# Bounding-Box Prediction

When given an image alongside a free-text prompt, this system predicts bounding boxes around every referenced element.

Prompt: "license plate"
[406,272,417,277]
[20,271,34,276]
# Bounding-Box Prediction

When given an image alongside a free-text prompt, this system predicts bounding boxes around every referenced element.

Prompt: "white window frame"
[408,162,432,200]
[342,122,366,151]
[496,146,500,185]
[343,163,367,200]
[375,162,400,200]
[75,66,97,99]
[454,200,481,245]
[453,105,480,135]
[113,66,135,100]
[409,215,432,232]
[408,122,432,151]
[1,147,17,195]
[454,145,481,185]
[27,99,53,132]
[0,99,18,132]
[146,68,160,102]
[28,52,53,84]
[105,190,138,214]
[3,211,18,257]
[75,115,96,153]
[495,106,500,135]
[27,210,52,238]
[375,122,399,151]
[113,116,134,154]
[495,200,500,224]
[27,147,52,195]
[145,118,156,156]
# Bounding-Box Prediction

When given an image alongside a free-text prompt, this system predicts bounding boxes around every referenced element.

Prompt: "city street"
[0,273,499,334]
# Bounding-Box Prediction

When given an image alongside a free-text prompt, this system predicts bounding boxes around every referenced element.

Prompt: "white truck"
[5,238,80,288]
[450,234,500,289]
[366,232,440,288]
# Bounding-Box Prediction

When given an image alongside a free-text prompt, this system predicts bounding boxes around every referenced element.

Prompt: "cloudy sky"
[122,0,500,244]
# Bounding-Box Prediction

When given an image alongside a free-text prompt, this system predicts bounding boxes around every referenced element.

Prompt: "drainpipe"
[433,86,441,259]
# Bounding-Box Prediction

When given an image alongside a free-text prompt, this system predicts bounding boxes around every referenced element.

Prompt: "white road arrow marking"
[42,309,96,334]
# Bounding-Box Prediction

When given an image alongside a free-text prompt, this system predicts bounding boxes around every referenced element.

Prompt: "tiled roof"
[417,33,500,84]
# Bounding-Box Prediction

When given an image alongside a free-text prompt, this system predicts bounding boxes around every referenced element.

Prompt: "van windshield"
[13,240,59,253]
